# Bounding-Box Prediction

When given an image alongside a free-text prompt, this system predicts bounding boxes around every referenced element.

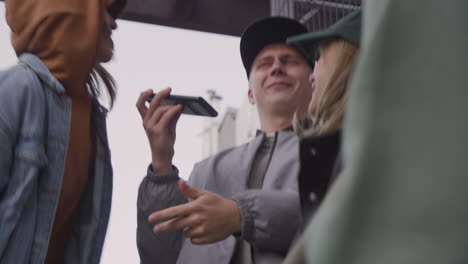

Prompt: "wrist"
[151,160,173,174]
[230,200,242,234]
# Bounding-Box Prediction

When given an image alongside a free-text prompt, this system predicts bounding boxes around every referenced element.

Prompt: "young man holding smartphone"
[135,17,314,264]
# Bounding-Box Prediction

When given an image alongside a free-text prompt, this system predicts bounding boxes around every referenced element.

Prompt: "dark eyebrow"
[254,56,274,65]
[281,53,305,62]
[281,54,300,59]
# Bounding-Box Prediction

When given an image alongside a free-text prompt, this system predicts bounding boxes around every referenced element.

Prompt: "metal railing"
[271,0,361,32]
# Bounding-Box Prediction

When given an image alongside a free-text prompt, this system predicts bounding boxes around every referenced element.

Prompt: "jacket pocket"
[0,143,45,262]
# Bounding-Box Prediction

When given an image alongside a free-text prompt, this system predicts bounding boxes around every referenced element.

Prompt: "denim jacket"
[0,53,113,264]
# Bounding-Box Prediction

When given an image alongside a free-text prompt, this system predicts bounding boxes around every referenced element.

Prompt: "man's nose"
[270,60,285,75]
[309,73,315,83]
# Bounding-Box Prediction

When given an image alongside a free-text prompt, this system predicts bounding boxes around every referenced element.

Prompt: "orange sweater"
[45,98,93,264]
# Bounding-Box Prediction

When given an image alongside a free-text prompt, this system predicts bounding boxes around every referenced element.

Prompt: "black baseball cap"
[240,16,311,78]
[287,9,362,61]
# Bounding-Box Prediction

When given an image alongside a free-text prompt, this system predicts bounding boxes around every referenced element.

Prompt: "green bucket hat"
[287,9,362,62]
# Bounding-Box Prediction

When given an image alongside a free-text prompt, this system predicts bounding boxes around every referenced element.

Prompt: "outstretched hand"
[148,180,242,245]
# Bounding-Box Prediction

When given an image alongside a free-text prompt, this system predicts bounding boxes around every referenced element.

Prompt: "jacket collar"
[255,125,294,136]
[19,53,65,95]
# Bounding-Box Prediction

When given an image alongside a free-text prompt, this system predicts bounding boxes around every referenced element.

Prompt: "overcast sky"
[0,3,249,263]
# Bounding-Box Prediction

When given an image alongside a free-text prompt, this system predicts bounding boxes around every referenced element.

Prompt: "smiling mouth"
[103,27,112,37]
[268,82,292,89]
[106,33,113,43]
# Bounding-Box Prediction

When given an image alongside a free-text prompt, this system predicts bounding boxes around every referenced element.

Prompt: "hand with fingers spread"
[149,180,242,245]
[136,88,183,174]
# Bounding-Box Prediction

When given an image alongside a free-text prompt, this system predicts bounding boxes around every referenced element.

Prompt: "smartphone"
[147,93,218,117]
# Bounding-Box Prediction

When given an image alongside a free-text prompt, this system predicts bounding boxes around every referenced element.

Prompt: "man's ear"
[248,88,255,105]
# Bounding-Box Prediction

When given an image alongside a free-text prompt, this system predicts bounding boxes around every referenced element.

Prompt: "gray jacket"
[137,129,301,264]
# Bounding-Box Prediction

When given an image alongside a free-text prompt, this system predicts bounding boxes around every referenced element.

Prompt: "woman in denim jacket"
[0,0,125,263]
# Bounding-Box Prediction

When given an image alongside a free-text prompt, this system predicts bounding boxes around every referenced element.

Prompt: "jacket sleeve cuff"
[146,164,180,184]
[232,192,255,242]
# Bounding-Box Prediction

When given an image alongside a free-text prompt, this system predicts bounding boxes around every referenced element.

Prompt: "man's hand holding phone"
[136,88,182,174]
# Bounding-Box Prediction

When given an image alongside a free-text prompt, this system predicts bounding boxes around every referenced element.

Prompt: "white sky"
[0,3,249,263]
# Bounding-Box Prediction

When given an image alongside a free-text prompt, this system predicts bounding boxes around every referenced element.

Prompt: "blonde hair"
[87,64,116,109]
[294,39,358,137]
